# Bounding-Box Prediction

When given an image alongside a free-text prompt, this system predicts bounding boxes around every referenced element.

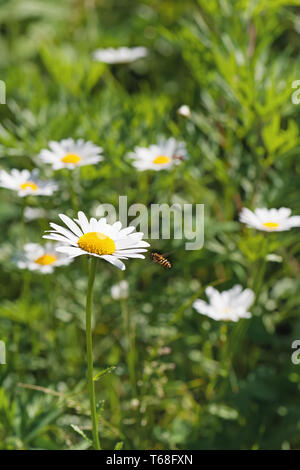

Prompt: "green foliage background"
[0,0,300,450]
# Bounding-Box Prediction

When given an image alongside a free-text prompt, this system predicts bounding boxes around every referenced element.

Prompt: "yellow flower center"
[153,155,171,165]
[263,222,279,230]
[61,153,82,164]
[20,182,38,191]
[220,307,232,321]
[34,254,57,266]
[77,232,116,255]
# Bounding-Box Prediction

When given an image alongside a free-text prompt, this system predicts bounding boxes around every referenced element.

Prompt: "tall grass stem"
[85,256,101,450]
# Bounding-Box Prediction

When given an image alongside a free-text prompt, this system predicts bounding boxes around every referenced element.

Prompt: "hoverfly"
[150,252,172,269]
[173,154,186,162]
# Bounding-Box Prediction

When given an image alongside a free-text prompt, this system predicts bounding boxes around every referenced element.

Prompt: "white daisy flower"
[239,207,300,232]
[43,211,150,271]
[93,46,148,64]
[193,285,254,322]
[16,242,72,274]
[38,138,104,170]
[129,137,187,171]
[0,169,58,197]
[177,105,191,117]
[111,280,129,300]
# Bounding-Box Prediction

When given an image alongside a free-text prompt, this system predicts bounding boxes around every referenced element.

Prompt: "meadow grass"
[0,0,300,450]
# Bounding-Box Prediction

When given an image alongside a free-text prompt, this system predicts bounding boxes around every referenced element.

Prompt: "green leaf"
[70,425,92,446]
[93,366,116,382]
[114,441,124,450]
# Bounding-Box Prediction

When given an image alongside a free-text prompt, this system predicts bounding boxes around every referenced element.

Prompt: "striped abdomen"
[151,252,172,269]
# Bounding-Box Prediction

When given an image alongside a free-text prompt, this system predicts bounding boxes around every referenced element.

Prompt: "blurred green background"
[1,0,300,450]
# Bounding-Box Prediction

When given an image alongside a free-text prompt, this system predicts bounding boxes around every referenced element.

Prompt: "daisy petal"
[101,255,126,271]
[56,246,84,256]
[59,214,83,237]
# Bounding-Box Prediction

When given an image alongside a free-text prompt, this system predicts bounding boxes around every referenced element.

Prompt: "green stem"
[21,270,31,300]
[21,198,26,247]
[230,251,268,365]
[169,277,227,325]
[68,170,79,213]
[253,256,267,297]
[121,297,136,396]
[86,256,101,450]
[45,274,59,352]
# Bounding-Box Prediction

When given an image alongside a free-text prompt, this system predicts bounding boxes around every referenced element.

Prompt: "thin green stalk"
[21,270,31,300]
[20,199,32,303]
[85,256,101,450]
[20,198,26,247]
[68,170,79,213]
[138,172,150,205]
[218,323,239,393]
[230,249,268,365]
[169,277,227,325]
[121,297,136,396]
[252,256,267,298]
[44,274,59,353]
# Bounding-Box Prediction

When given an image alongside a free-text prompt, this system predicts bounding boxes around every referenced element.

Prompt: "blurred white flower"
[266,253,283,263]
[177,105,191,117]
[239,207,300,232]
[93,46,148,64]
[111,280,129,299]
[24,207,47,222]
[0,169,58,197]
[43,211,150,271]
[129,137,187,171]
[193,285,254,322]
[38,138,104,170]
[16,242,72,274]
